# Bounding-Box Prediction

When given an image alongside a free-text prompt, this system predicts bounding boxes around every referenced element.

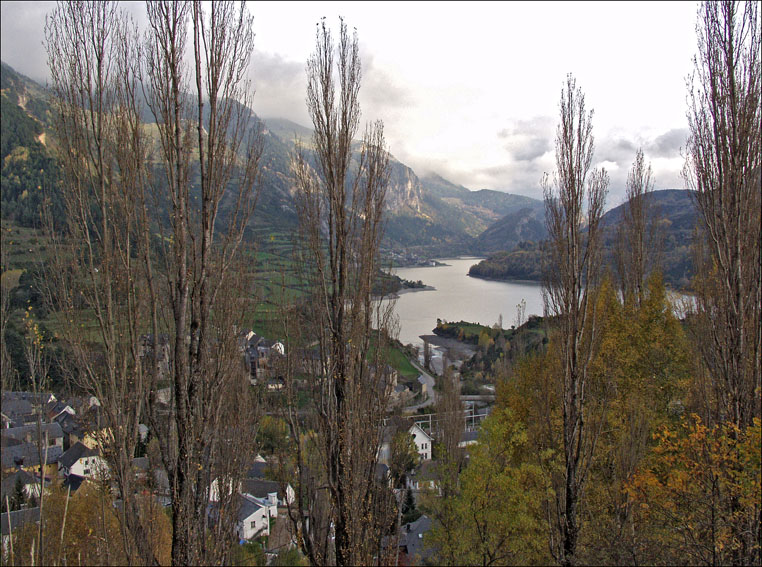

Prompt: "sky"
[1,1,701,204]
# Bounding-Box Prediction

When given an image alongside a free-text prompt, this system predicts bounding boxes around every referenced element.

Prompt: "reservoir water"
[388,257,544,348]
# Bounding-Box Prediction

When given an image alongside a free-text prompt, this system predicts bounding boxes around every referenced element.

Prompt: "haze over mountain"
[1,60,698,274]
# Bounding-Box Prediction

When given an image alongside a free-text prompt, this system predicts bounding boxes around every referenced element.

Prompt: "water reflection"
[385,257,544,348]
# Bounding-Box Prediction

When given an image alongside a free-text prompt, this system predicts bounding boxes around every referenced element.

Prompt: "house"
[73,405,114,449]
[45,400,75,422]
[391,383,412,406]
[409,424,432,461]
[378,423,433,466]
[1,398,34,429]
[244,332,286,384]
[58,441,109,480]
[131,456,150,481]
[398,514,434,565]
[246,455,269,480]
[406,460,439,494]
[241,478,295,510]
[54,412,84,450]
[417,374,430,399]
[1,442,62,477]
[2,391,56,406]
[2,422,64,450]
[236,493,273,540]
[457,429,479,448]
[375,463,391,486]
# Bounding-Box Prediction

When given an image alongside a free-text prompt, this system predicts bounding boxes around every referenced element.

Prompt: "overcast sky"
[1,1,701,204]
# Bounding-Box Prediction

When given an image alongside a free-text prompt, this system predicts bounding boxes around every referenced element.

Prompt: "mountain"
[1,62,62,228]
[0,60,698,280]
[600,189,698,288]
[471,202,546,254]
[468,189,700,289]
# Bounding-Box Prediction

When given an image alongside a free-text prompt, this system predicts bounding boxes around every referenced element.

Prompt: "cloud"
[647,128,688,157]
[598,137,638,164]
[498,116,554,163]
[0,2,53,83]
[361,52,415,115]
[248,50,309,124]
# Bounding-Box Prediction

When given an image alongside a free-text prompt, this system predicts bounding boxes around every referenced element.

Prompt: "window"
[251,521,256,529]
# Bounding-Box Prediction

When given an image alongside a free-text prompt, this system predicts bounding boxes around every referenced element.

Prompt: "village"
[2,328,492,564]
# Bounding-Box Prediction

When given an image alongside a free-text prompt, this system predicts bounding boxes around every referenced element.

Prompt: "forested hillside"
[469,189,699,289]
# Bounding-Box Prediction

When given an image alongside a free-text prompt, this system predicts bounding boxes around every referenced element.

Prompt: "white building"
[409,424,433,461]
[237,493,275,540]
[57,442,109,480]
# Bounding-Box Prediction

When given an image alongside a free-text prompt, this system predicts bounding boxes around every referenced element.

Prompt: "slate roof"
[2,391,55,404]
[245,458,269,479]
[411,459,438,482]
[461,430,479,444]
[375,462,390,482]
[1,507,40,536]
[46,400,71,419]
[58,441,99,469]
[238,493,267,522]
[1,443,63,470]
[54,412,82,436]
[1,398,33,419]
[241,479,280,500]
[3,422,64,444]
[399,514,433,562]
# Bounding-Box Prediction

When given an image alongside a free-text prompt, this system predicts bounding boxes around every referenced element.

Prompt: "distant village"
[2,327,490,564]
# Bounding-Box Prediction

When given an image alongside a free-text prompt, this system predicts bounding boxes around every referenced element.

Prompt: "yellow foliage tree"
[627,416,761,565]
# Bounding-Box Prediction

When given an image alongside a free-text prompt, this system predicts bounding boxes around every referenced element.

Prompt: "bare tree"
[143,1,261,564]
[45,1,261,564]
[285,17,394,566]
[615,148,661,306]
[683,2,761,563]
[45,3,159,563]
[685,0,761,430]
[541,74,608,567]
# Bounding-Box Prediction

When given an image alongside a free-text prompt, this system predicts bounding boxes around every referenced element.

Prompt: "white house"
[237,493,274,540]
[378,423,433,465]
[58,442,109,480]
[409,424,432,461]
[241,478,295,510]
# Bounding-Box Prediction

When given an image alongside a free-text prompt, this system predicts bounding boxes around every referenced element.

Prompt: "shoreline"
[378,285,436,300]
[467,272,543,285]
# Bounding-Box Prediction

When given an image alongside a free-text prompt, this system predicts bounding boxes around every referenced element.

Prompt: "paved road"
[404,358,438,411]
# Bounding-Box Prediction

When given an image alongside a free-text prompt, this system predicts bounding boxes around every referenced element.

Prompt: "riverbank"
[467,272,542,285]
[420,334,477,359]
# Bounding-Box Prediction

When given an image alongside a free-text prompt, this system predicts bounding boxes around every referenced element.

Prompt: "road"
[404,358,438,412]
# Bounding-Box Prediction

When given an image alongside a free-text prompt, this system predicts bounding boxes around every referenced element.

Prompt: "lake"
[386,257,544,348]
